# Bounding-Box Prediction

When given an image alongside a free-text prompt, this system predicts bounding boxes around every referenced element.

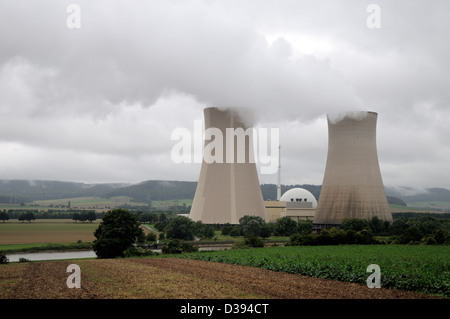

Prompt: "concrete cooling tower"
[189,107,268,224]
[313,111,393,226]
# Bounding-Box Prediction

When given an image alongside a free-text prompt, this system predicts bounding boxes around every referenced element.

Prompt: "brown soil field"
[0,258,441,299]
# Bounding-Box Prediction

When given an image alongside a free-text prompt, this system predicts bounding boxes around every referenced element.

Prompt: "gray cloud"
[0,0,449,189]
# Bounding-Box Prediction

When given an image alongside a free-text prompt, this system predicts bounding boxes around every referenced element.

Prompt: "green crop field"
[176,245,450,297]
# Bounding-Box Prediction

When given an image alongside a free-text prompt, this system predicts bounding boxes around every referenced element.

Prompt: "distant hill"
[384,186,450,203]
[0,180,128,203]
[102,180,198,202]
[1,179,449,207]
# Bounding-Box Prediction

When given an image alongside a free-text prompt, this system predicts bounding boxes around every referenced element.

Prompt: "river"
[5,250,98,262]
[5,246,230,262]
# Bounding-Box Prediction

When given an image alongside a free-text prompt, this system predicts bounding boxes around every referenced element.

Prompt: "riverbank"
[0,241,93,254]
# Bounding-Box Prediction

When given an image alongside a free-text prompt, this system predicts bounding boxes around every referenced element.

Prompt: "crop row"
[178,245,450,297]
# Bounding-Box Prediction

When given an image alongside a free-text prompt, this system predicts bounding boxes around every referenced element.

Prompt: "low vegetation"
[176,245,450,298]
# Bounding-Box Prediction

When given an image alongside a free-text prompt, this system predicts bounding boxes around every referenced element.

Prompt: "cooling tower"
[313,111,393,226]
[189,107,268,224]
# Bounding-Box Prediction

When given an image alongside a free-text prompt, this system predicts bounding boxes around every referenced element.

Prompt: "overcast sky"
[0,0,449,192]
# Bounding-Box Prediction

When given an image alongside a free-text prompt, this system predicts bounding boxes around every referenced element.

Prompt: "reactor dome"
[280,188,318,208]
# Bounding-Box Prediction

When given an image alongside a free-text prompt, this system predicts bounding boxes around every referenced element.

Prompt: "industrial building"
[189,107,268,224]
[313,111,393,228]
[265,188,316,222]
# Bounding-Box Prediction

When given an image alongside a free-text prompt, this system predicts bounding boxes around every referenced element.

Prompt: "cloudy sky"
[0,0,449,191]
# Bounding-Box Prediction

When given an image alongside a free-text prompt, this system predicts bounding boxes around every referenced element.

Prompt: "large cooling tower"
[189,107,268,224]
[313,111,393,226]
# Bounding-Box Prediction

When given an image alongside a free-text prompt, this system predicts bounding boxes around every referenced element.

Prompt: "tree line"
[89,208,450,260]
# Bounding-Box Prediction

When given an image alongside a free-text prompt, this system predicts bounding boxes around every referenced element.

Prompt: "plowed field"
[1,258,440,299]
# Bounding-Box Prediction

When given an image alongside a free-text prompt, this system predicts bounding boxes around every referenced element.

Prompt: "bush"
[161,239,198,254]
[341,218,369,231]
[124,246,159,257]
[0,253,9,264]
[286,227,377,246]
[232,236,265,249]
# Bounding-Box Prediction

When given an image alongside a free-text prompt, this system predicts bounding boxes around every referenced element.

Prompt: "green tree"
[274,217,298,236]
[165,215,195,240]
[18,211,35,222]
[146,232,157,242]
[86,211,97,223]
[239,215,271,238]
[0,211,9,223]
[193,221,215,239]
[93,209,144,258]
[297,220,313,234]
[341,218,369,231]
[368,216,384,234]
[72,212,80,222]
[221,223,233,236]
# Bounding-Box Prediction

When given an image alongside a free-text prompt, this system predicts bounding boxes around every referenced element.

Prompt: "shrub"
[232,236,264,249]
[124,246,159,257]
[0,253,9,264]
[161,239,198,254]
[341,218,369,231]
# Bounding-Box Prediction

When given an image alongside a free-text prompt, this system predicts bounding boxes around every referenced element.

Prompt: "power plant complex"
[189,107,393,227]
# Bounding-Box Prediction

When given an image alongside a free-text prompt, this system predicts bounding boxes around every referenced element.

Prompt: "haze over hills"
[0,179,449,207]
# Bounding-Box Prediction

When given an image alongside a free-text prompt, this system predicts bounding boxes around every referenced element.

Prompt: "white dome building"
[265,187,317,222]
[280,188,318,208]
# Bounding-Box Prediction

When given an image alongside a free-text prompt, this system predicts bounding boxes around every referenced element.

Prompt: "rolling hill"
[1,179,449,209]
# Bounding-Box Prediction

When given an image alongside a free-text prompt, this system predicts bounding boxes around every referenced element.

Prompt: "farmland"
[0,219,99,253]
[177,245,450,298]
[0,258,441,300]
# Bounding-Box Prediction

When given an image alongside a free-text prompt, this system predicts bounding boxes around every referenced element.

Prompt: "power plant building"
[313,111,393,227]
[265,187,316,222]
[189,107,268,224]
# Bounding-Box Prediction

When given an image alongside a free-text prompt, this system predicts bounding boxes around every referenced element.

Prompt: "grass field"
[0,196,192,211]
[29,196,146,210]
[176,245,450,297]
[0,219,99,246]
